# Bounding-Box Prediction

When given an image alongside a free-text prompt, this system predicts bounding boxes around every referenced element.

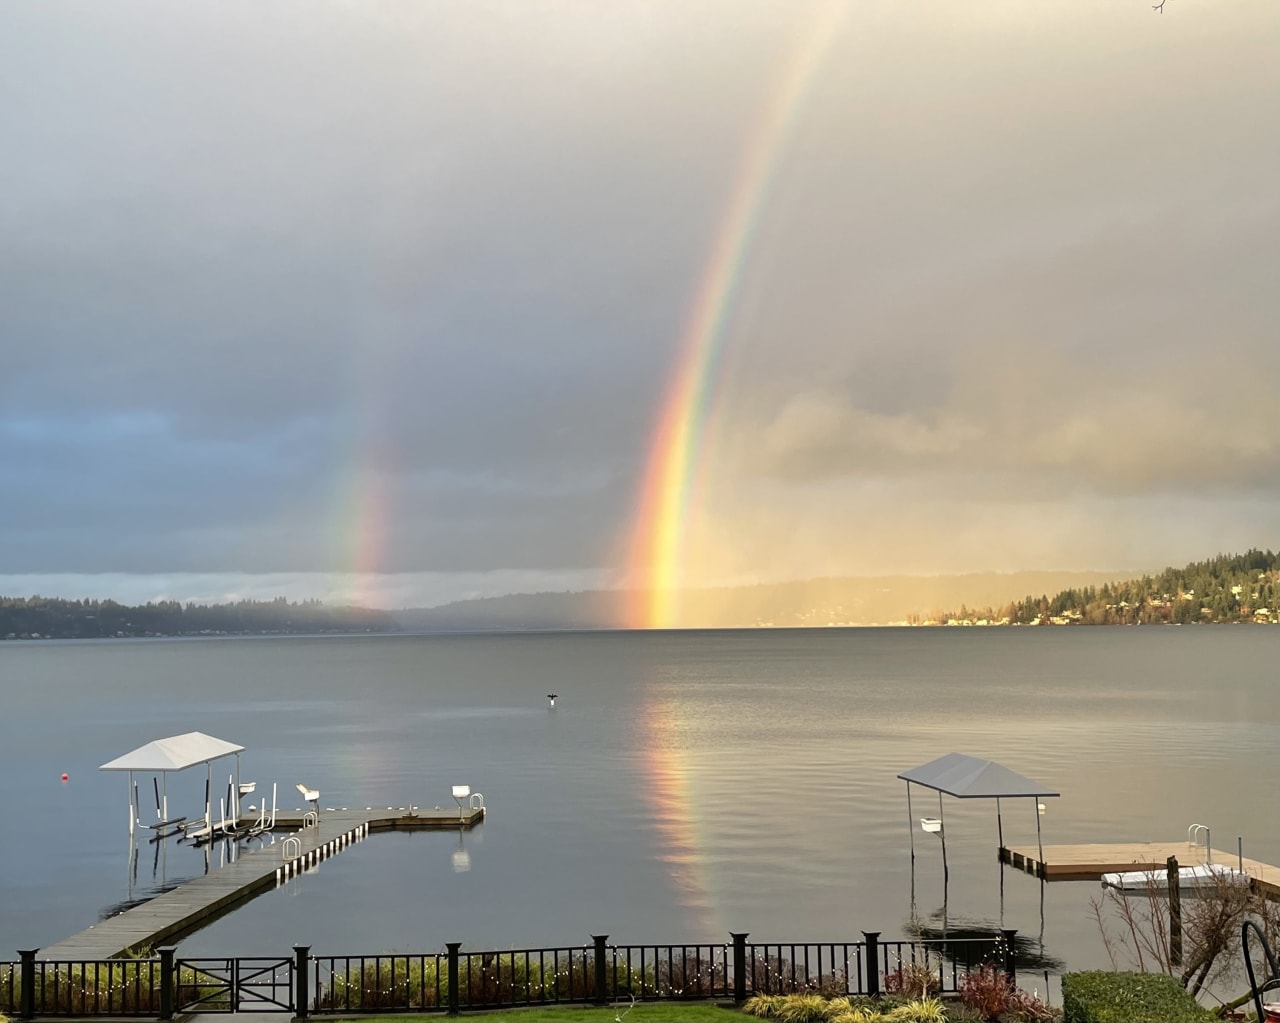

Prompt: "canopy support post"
[235,753,241,826]
[162,773,168,823]
[906,781,915,864]
[1034,796,1044,878]
[938,791,948,883]
[206,762,212,836]
[996,797,1004,849]
[128,770,135,836]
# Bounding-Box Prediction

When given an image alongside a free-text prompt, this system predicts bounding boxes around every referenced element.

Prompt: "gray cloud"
[1,0,1276,600]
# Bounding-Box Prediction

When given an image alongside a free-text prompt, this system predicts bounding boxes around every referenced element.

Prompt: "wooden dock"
[39,806,483,960]
[1001,841,1280,895]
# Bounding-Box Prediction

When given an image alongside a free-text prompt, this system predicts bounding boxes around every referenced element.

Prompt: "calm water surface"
[1,627,1276,976]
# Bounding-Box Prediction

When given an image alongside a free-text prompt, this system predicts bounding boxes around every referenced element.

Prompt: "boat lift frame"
[100,732,247,841]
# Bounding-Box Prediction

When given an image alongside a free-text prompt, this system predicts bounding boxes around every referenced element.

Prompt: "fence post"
[18,949,36,1022]
[446,942,461,1017]
[731,933,748,1004]
[1167,855,1183,966]
[294,944,310,1020]
[158,947,175,1022]
[592,935,608,1005]
[862,932,880,997]
[1000,930,1017,985]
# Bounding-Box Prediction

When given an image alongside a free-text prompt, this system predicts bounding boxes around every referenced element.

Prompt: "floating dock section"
[39,806,483,960]
[1001,841,1280,897]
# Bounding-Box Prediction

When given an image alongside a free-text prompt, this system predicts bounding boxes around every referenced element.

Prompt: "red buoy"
[61,773,69,782]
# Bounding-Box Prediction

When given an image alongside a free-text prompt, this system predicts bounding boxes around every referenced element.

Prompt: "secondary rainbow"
[625,2,847,629]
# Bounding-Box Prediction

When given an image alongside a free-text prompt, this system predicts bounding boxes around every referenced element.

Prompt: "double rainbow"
[625,2,847,629]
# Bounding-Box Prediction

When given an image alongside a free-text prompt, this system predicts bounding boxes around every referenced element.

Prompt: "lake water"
[2,627,1277,981]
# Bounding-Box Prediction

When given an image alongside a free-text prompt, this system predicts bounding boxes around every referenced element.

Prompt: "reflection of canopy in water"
[905,912,1065,974]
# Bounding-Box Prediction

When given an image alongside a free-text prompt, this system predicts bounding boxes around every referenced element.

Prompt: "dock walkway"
[1001,841,1280,896]
[40,807,482,960]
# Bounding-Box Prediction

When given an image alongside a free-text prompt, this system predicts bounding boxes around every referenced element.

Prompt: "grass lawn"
[382,1003,751,1022]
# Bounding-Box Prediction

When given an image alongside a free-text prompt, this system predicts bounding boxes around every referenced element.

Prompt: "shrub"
[747,952,848,996]
[957,964,1059,1022]
[884,961,941,998]
[958,964,1017,1020]
[22,961,164,1014]
[830,1009,883,1023]
[774,992,834,1023]
[1060,971,1217,1022]
[885,997,947,1022]
[318,956,443,1011]
[743,993,787,1018]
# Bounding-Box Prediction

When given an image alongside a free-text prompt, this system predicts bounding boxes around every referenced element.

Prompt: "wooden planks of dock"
[1001,841,1280,896]
[39,806,483,961]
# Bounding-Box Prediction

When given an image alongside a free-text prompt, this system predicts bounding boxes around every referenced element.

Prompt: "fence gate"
[176,958,295,1014]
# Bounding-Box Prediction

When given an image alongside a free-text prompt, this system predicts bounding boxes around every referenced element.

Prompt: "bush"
[1060,971,1217,1022]
[743,993,787,1018]
[774,993,835,1023]
[885,998,947,1022]
[957,964,1059,1022]
[884,961,941,998]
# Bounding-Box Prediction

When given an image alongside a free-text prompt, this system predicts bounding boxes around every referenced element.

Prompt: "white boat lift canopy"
[101,732,244,773]
[101,732,246,838]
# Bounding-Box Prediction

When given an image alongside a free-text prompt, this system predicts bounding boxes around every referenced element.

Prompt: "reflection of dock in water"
[41,806,483,960]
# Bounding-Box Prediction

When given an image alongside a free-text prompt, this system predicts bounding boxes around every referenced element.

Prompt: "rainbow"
[639,696,721,938]
[624,2,847,629]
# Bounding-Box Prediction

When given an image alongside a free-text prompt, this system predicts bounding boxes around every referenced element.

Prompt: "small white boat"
[1102,862,1248,892]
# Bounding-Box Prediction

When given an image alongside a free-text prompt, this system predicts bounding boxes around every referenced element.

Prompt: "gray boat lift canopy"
[898,752,1059,800]
[898,753,1059,876]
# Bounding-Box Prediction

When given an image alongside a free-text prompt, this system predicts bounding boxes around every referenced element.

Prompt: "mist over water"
[2,627,1276,975]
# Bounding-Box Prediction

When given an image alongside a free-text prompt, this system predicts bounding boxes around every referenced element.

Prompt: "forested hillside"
[922,549,1279,626]
[0,596,399,640]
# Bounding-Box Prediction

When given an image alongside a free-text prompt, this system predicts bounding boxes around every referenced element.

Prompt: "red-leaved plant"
[883,960,941,997]
[958,964,1054,1022]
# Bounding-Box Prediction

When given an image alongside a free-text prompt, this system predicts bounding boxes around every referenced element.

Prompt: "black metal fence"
[6,930,1023,1019]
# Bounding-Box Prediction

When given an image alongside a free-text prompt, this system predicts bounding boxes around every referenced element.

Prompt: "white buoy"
[547,693,558,708]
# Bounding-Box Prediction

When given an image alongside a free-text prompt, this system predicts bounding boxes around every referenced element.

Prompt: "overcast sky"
[1,0,1277,609]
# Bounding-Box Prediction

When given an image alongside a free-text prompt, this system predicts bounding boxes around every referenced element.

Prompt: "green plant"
[319,957,443,1010]
[20,961,165,1015]
[773,992,833,1023]
[884,996,947,1022]
[829,1009,883,1023]
[1060,971,1216,1022]
[743,993,786,1018]
[747,953,846,997]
